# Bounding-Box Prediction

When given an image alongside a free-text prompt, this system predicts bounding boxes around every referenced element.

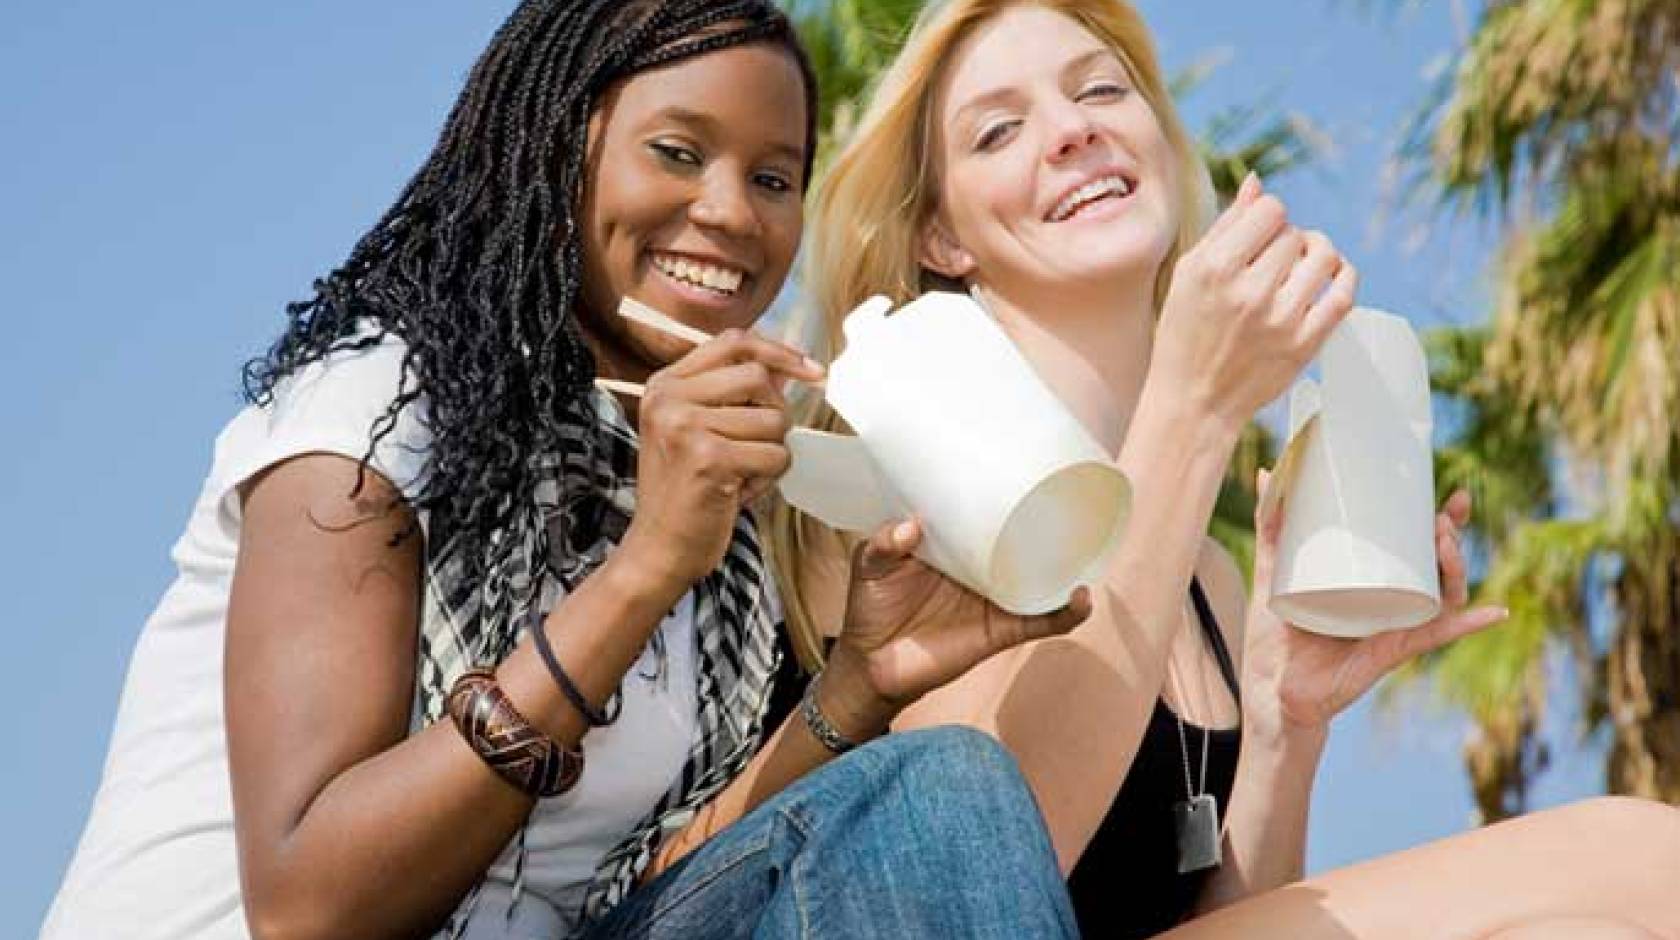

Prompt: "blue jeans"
[582,726,1077,939]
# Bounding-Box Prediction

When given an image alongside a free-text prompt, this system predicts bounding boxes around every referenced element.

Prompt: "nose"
[688,168,760,239]
[1043,98,1098,166]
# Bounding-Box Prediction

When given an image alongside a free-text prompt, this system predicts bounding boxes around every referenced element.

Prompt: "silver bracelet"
[799,672,863,755]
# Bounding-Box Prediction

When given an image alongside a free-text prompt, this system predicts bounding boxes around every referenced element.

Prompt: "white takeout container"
[778,293,1131,615]
[1268,307,1442,638]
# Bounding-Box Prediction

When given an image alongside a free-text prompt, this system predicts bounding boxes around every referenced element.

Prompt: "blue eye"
[975,119,1020,152]
[1079,81,1128,101]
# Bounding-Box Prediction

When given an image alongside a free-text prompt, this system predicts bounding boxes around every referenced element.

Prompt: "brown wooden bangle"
[447,669,583,798]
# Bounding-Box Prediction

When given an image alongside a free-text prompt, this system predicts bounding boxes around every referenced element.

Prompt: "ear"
[919,217,976,281]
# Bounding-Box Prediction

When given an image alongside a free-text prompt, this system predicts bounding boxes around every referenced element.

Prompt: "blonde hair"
[768,0,1215,670]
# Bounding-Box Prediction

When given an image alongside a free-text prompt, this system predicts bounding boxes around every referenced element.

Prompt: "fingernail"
[802,356,826,375]
[1241,171,1261,199]
[893,520,916,544]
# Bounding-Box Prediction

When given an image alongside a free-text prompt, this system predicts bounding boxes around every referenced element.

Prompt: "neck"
[578,320,656,429]
[974,279,1155,456]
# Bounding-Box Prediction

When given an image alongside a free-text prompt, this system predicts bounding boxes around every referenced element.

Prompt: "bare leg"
[1157,797,1680,940]
[1481,916,1664,939]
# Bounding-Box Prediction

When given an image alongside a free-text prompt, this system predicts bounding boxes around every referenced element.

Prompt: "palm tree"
[783,0,1321,573]
[1398,0,1680,818]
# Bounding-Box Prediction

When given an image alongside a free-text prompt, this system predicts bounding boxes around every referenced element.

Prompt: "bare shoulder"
[1194,536,1248,660]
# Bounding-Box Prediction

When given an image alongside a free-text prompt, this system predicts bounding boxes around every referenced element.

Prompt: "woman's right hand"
[619,329,825,592]
[1151,172,1358,434]
[818,518,1092,737]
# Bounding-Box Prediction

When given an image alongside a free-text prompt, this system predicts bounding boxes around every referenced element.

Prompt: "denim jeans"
[582,726,1077,939]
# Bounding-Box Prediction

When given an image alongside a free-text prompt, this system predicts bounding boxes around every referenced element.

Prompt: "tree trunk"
[1464,706,1549,823]
[1607,532,1680,803]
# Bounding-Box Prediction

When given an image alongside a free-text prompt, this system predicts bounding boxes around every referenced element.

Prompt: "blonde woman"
[779,1,1680,937]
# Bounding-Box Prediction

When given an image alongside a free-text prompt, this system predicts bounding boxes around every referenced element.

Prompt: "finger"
[1444,488,1472,528]
[1298,256,1358,350]
[1272,232,1341,325]
[982,586,1093,657]
[678,361,787,409]
[1437,523,1470,608]
[665,328,826,383]
[1037,586,1093,636]
[1200,171,1264,243]
[854,518,922,581]
[1214,193,1290,269]
[1390,605,1509,668]
[1239,170,1263,203]
[703,405,793,444]
[741,476,777,504]
[721,439,792,483]
[1255,466,1283,531]
[1244,225,1305,295]
[1249,469,1286,591]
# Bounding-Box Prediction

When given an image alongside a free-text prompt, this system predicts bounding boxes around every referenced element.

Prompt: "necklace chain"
[1165,601,1211,802]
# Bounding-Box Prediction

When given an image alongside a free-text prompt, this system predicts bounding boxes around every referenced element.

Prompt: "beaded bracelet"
[799,672,864,755]
[447,669,583,798]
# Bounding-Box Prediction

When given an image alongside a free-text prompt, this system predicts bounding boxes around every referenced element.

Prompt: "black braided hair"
[241,0,817,607]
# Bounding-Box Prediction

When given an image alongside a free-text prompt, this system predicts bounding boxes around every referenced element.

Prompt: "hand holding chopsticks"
[594,297,822,397]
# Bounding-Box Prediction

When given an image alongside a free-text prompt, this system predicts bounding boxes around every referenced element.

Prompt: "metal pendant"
[1174,793,1222,873]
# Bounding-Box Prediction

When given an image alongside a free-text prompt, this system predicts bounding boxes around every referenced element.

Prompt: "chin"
[1064,248,1166,285]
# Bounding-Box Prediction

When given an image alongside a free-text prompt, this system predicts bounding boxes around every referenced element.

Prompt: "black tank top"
[760,578,1240,938]
[1067,577,1242,937]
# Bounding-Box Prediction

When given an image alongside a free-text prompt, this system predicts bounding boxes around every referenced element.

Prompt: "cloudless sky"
[2,2,1602,935]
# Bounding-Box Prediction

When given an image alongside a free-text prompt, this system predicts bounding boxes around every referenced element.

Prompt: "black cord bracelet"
[530,621,621,727]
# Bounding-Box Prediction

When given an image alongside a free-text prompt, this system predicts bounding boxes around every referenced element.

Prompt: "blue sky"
[2,2,1602,934]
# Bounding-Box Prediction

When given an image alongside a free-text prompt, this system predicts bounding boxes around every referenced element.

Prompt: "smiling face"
[923,5,1180,306]
[577,41,809,378]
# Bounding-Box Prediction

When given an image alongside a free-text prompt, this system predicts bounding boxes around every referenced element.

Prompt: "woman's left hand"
[1241,476,1508,743]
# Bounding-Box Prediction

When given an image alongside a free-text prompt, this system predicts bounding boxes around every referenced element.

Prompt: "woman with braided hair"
[42,2,1086,938]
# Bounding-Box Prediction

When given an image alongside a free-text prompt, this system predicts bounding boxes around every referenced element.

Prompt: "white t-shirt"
[42,338,701,939]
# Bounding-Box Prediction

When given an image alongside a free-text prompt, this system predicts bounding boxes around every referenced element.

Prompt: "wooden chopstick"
[618,296,715,346]
[603,297,826,400]
[594,377,646,398]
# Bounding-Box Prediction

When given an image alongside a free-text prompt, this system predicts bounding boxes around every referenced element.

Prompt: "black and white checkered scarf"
[415,387,782,936]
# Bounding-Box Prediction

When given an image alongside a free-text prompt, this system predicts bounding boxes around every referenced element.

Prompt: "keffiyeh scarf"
[413,388,783,936]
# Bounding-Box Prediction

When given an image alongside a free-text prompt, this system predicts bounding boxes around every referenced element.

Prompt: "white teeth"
[1051,175,1133,222]
[652,254,744,295]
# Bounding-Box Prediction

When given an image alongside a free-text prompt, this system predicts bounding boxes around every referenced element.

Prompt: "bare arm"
[1196,486,1505,913]
[898,176,1360,872]
[227,330,824,940]
[649,519,1091,878]
[1196,728,1325,912]
[991,390,1244,872]
[226,455,680,940]
[1177,539,1327,911]
[644,663,884,876]
[891,393,1247,877]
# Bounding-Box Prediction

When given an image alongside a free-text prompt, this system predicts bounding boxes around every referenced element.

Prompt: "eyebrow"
[651,105,806,165]
[950,47,1124,134]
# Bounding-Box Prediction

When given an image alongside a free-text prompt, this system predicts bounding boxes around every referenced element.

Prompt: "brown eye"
[649,141,702,168]
[753,171,794,194]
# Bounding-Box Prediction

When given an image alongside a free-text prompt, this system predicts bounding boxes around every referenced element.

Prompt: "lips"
[648,250,747,296]
[1046,171,1137,222]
